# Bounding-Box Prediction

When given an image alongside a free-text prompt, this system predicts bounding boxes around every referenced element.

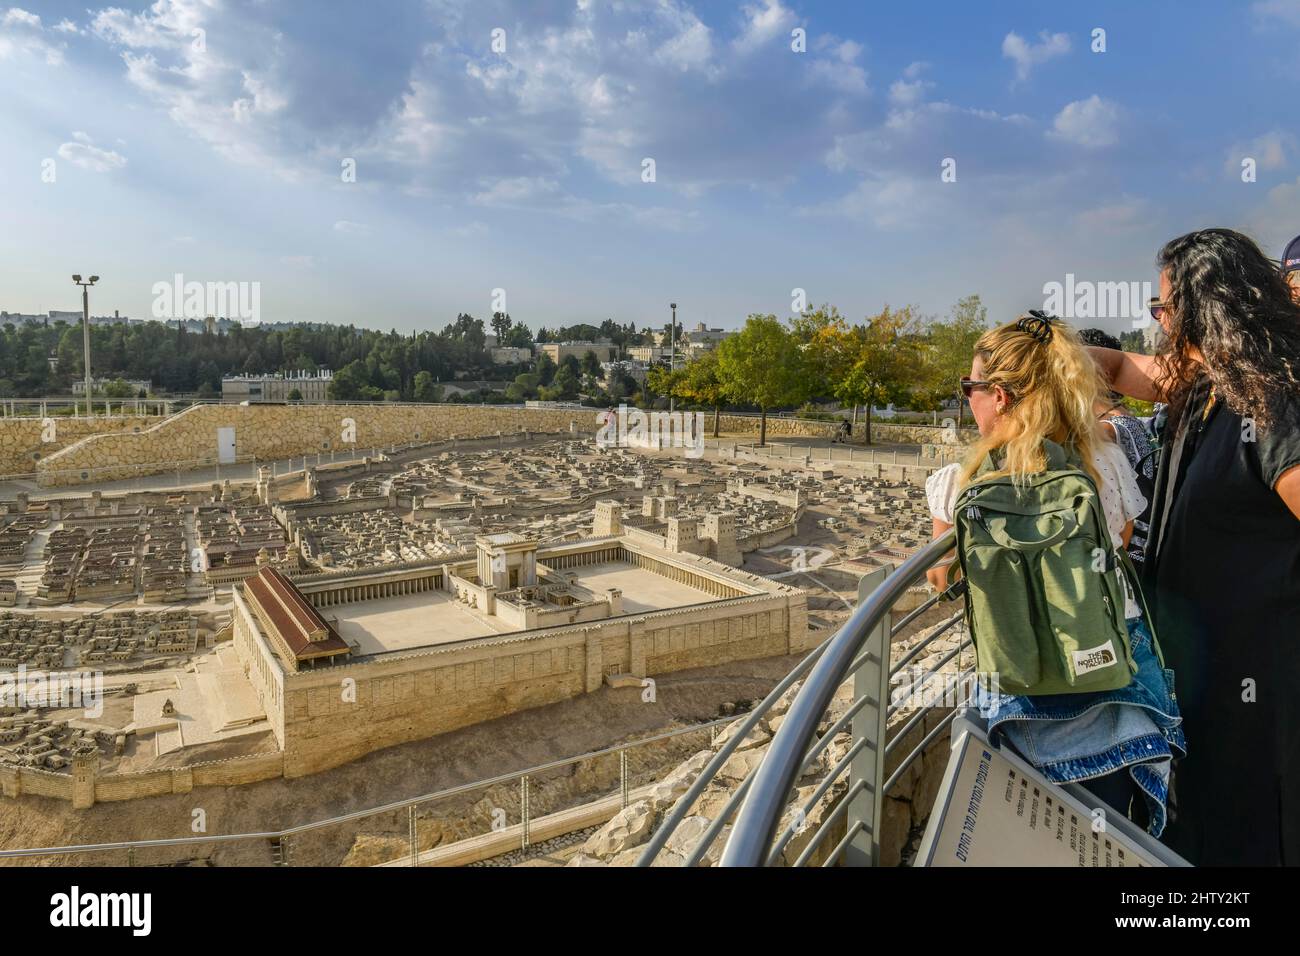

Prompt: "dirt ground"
[0,654,800,867]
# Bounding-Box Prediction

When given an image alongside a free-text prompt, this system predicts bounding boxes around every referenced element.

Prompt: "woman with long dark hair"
[1091,228,1300,865]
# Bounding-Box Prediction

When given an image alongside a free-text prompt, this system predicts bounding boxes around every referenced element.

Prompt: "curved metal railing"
[638,529,967,867]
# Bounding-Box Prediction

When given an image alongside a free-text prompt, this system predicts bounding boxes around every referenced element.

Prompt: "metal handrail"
[718,530,957,867]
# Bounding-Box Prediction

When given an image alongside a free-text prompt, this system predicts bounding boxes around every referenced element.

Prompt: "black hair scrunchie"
[1017,310,1055,343]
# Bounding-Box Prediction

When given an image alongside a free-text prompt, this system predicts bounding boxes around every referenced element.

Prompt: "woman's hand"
[927,517,957,592]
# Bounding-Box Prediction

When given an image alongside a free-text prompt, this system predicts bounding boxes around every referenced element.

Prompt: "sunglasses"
[1149,300,1168,320]
[959,377,994,399]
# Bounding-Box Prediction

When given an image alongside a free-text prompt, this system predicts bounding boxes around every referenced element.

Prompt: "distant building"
[1,309,134,327]
[222,370,334,402]
[684,323,734,354]
[71,377,151,395]
[0,311,45,326]
[627,345,675,364]
[490,345,533,364]
[602,359,648,385]
[540,341,617,365]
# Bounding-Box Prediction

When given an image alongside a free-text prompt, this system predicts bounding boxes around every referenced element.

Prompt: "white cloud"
[56,133,127,171]
[332,220,371,236]
[1074,198,1149,232]
[2,8,40,28]
[806,33,868,94]
[54,18,79,34]
[1224,129,1293,176]
[1249,175,1300,252]
[1049,95,1121,148]
[470,176,563,207]
[889,62,932,106]
[90,1,207,49]
[1253,0,1300,27]
[733,0,796,55]
[654,6,713,72]
[0,6,66,64]
[799,175,935,229]
[1001,30,1070,84]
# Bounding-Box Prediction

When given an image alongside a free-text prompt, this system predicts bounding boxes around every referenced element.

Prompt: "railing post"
[408,804,418,867]
[520,775,531,852]
[846,563,891,866]
[620,750,629,808]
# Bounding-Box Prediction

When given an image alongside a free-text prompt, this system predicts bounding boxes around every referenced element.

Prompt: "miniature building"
[473,533,537,592]
[242,566,351,669]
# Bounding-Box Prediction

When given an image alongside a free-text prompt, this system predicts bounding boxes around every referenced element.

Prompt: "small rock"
[582,800,655,858]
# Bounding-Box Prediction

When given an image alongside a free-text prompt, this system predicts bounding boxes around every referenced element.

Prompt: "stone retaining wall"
[35,404,598,486]
[0,416,162,479]
[16,404,981,488]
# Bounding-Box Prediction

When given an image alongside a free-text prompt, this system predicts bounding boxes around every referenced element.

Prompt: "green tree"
[715,315,808,446]
[678,349,727,436]
[841,305,928,444]
[490,311,512,342]
[552,363,580,398]
[917,294,988,426]
[536,352,557,386]
[413,370,442,403]
[1118,330,1149,354]
[645,364,686,409]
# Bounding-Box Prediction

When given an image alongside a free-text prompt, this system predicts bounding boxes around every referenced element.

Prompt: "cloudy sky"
[3,0,1300,335]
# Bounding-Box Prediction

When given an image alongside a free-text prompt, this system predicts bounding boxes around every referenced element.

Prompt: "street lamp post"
[669,302,677,413]
[72,275,98,417]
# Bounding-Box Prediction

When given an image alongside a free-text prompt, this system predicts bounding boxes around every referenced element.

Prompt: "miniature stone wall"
[22,405,981,487]
[0,751,285,806]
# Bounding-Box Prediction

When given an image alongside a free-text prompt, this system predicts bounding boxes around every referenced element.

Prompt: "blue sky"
[3,0,1300,336]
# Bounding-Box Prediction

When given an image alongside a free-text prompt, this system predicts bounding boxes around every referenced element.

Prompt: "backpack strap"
[978,439,1078,477]
[1116,547,1166,669]
[1042,438,1072,471]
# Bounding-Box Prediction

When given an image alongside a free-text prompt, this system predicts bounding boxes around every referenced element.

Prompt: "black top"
[1142,376,1300,865]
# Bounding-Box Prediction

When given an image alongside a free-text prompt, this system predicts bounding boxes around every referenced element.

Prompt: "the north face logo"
[1073,641,1118,676]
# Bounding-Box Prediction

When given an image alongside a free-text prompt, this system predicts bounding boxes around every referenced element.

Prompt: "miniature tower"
[594,500,624,536]
[667,515,700,554]
[702,513,741,566]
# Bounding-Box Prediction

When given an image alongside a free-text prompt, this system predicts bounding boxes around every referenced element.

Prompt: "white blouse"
[925,440,1147,617]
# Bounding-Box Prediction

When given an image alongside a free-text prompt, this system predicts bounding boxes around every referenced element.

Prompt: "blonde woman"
[925,314,1185,837]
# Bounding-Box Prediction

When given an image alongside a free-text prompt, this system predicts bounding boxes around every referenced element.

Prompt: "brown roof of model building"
[244,566,350,662]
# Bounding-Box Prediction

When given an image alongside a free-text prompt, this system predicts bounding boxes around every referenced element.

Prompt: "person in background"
[1283,234,1300,302]
[926,315,1184,835]
[1077,328,1159,568]
[1089,228,1300,865]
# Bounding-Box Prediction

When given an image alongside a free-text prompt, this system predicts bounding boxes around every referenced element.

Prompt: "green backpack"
[951,440,1149,697]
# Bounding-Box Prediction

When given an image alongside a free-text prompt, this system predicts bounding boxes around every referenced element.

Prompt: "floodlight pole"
[73,276,98,417]
[669,302,677,413]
